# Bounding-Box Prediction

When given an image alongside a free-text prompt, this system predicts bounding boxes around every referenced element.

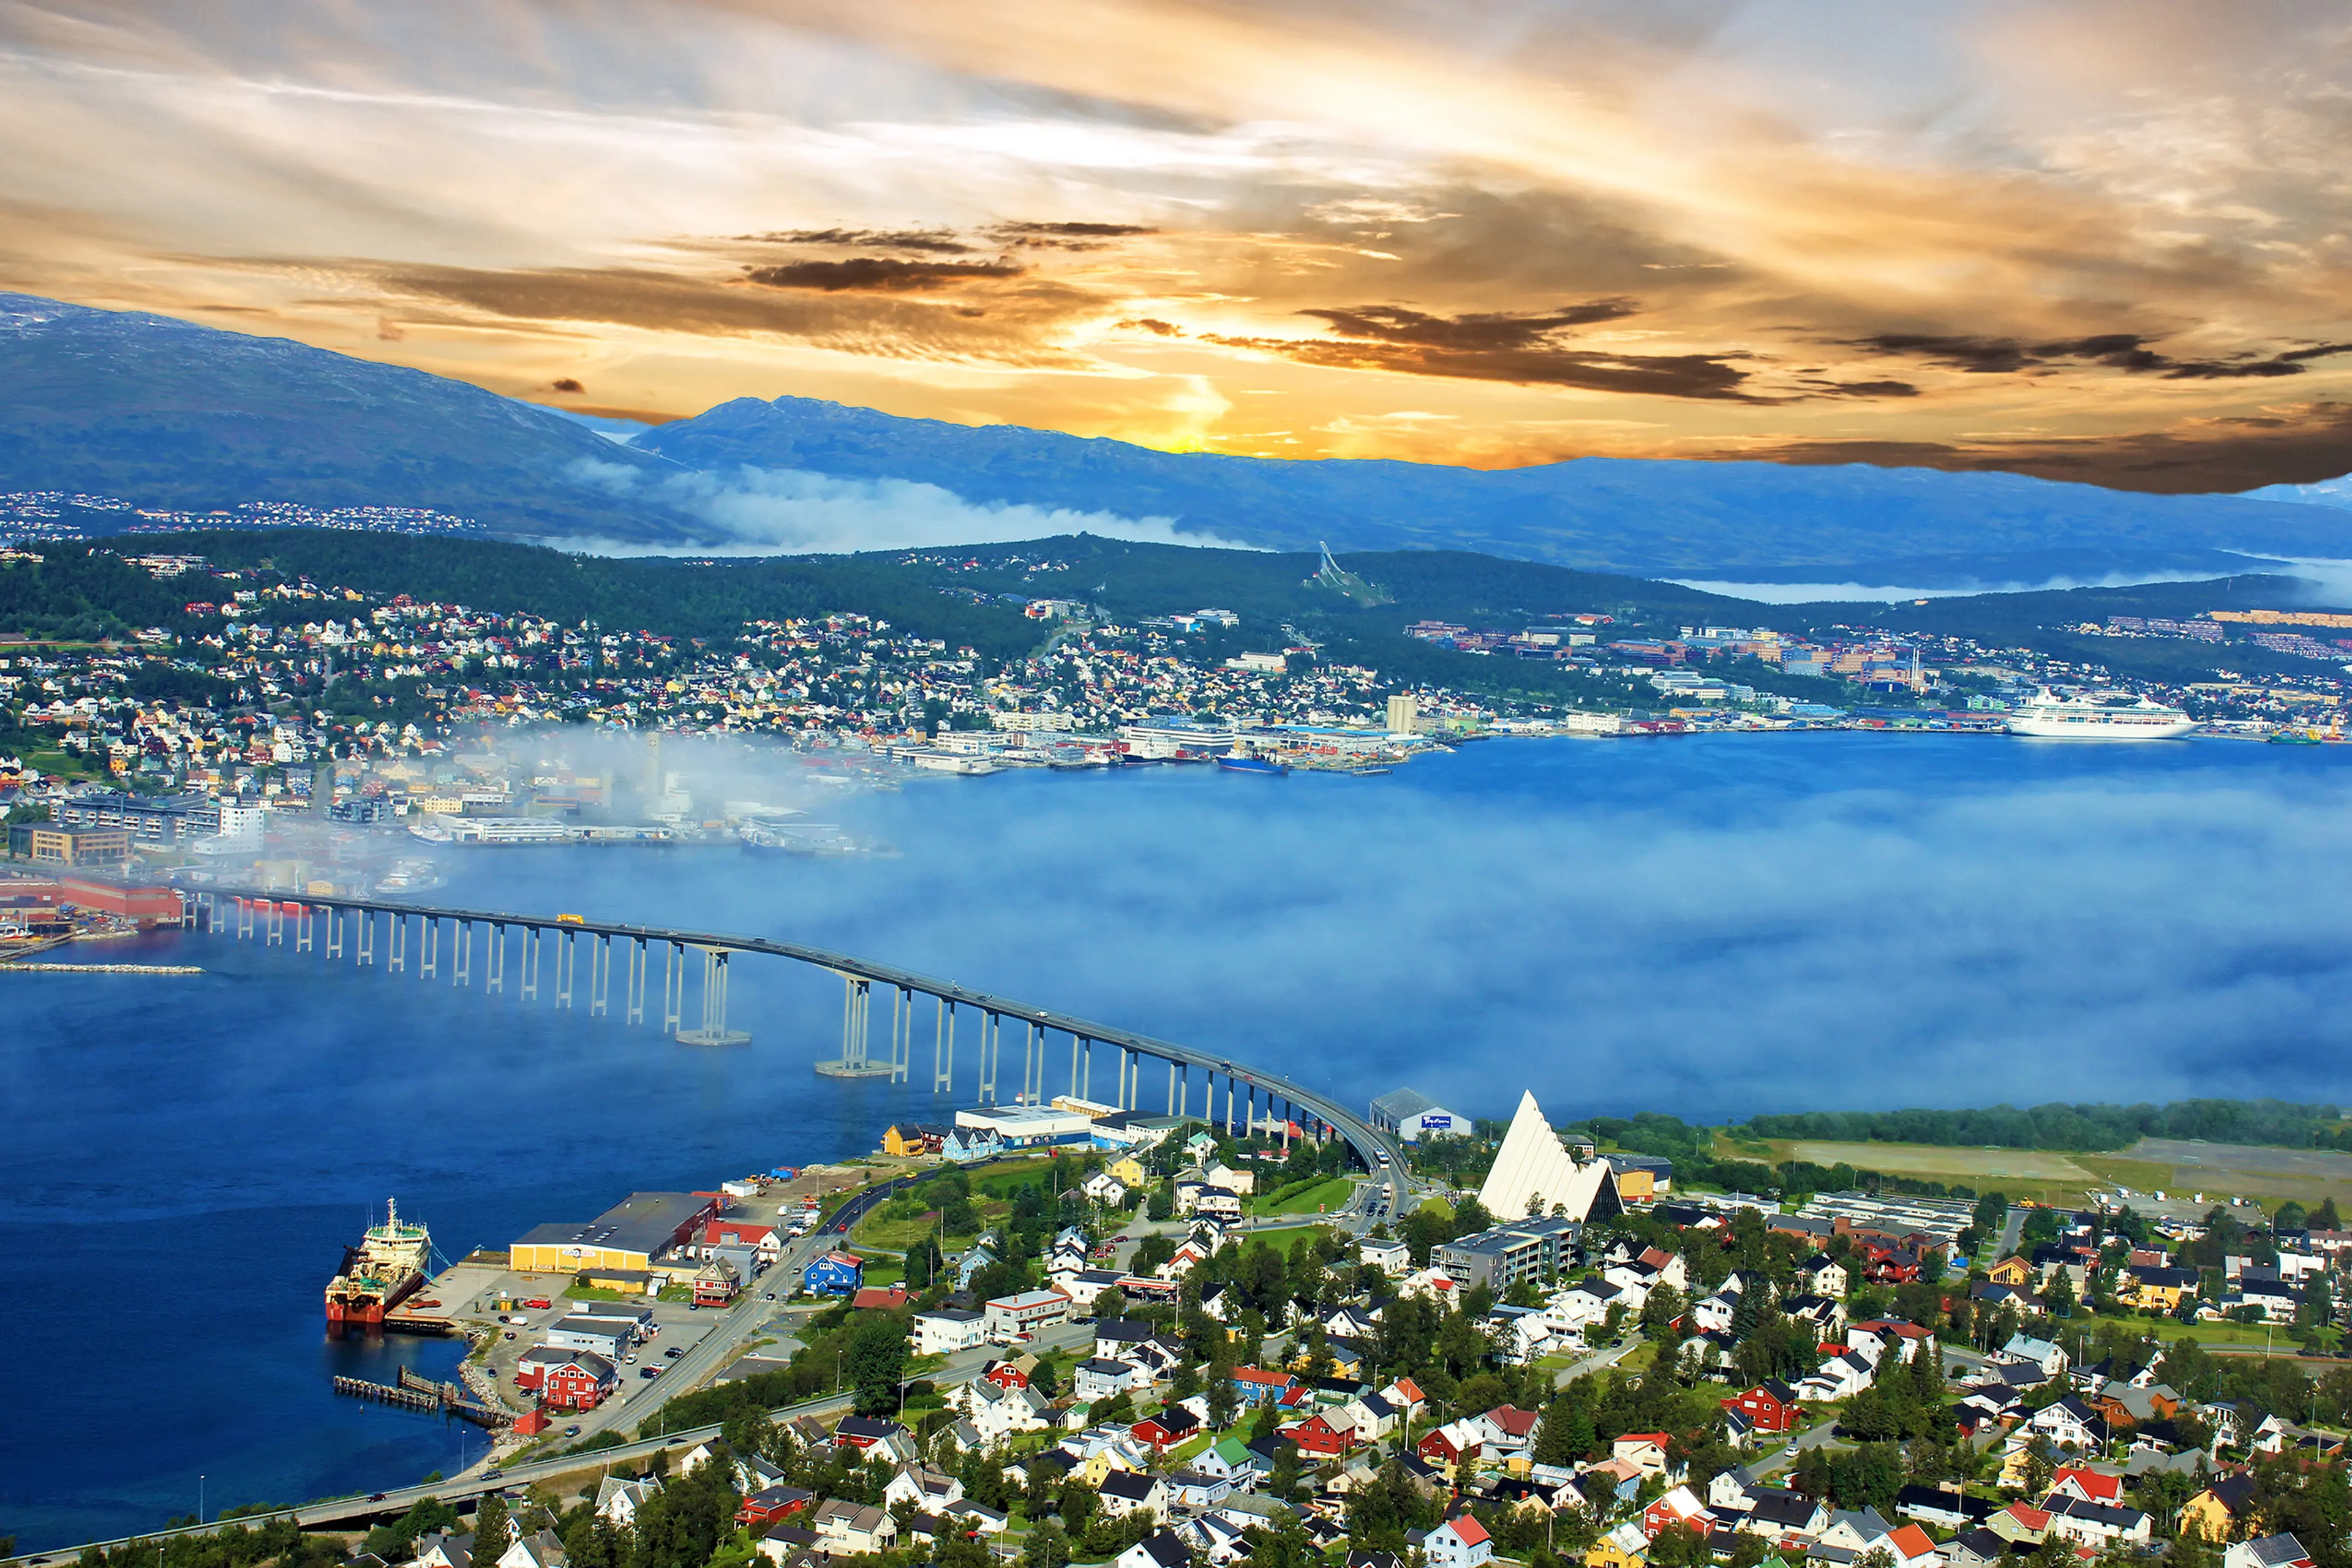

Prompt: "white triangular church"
[1476,1090,1623,1225]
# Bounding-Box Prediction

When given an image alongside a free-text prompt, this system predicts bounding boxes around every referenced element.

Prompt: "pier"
[333,1371,506,1427]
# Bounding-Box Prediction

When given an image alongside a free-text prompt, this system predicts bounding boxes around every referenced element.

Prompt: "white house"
[2000,1335,2070,1378]
[1084,1171,1129,1205]
[1419,1517,1493,1568]
[884,1464,965,1515]
[1361,1238,1411,1277]
[911,1308,987,1355]
[1098,1469,1170,1520]
[594,1477,662,1528]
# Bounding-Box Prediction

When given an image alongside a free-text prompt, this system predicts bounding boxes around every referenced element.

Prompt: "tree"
[1209,1377,1239,1430]
[2046,1266,2077,1319]
[1533,1395,1595,1466]
[845,1311,910,1415]
[473,1494,513,1568]
[1022,1517,1073,1568]
[1094,1287,1128,1320]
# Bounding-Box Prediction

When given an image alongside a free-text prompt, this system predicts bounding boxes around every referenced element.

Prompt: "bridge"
[183,886,1406,1189]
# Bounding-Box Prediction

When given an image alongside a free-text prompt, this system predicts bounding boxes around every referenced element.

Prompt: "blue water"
[9,734,2352,1547]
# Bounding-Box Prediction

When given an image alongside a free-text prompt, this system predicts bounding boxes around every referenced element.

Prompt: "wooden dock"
[333,1372,510,1428]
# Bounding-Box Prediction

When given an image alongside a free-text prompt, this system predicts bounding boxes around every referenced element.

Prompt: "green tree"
[845,1311,910,1415]
[1022,1518,1073,1568]
[473,1494,513,1568]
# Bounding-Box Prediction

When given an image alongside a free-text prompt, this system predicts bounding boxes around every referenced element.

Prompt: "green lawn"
[1256,1177,1355,1216]
[1236,1223,1342,1253]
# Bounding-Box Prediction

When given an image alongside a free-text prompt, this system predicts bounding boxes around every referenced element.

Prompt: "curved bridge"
[187,886,1405,1192]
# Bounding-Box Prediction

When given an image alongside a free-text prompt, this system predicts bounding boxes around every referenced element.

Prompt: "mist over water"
[7,734,2352,1546]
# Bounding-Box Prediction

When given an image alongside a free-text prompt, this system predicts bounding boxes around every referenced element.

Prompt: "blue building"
[802,1250,864,1296]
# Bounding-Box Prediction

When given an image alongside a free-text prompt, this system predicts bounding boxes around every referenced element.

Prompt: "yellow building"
[1615,1169,1656,1204]
[1585,1534,1646,1568]
[1108,1156,1147,1186]
[511,1192,710,1275]
[2115,1267,2199,1312]
[883,1124,948,1158]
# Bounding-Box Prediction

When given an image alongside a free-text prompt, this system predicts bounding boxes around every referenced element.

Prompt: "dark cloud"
[745,228,974,254]
[988,221,1158,252]
[1300,299,1638,350]
[371,262,1098,368]
[1207,298,1774,401]
[1853,330,2352,381]
[744,257,1026,292]
[991,221,1156,237]
[1730,401,2352,492]
[550,377,583,393]
[1118,317,1184,336]
[1212,330,1765,401]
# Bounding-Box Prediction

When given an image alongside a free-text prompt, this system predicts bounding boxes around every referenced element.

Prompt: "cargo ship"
[326,1199,432,1328]
[1218,754,1290,777]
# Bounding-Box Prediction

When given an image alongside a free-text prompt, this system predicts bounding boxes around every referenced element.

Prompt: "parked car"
[564,1425,582,1438]
[664,1347,684,1359]
[639,1366,663,1379]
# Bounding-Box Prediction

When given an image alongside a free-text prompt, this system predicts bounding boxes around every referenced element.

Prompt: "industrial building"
[511,1191,718,1273]
[953,1104,1095,1147]
[1368,1087,1468,1143]
[8,823,129,866]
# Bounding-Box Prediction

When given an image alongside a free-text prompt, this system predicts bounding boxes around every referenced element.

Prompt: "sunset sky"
[7,0,2352,490]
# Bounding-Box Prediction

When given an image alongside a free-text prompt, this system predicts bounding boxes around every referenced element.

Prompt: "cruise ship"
[2007,688,2197,740]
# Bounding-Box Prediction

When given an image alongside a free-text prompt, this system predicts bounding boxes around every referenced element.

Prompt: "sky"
[6,1,2352,490]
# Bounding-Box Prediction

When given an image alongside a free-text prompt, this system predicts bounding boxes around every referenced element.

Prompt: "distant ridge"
[0,291,2345,577]
[633,394,2352,578]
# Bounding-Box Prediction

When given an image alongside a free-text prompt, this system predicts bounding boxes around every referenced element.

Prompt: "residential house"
[1232,1366,1297,1406]
[911,1307,987,1356]
[1419,1517,1494,1568]
[1793,1349,1877,1403]
[1641,1486,1711,1542]
[1083,1170,1129,1205]
[2224,1537,2313,1568]
[807,1501,895,1556]
[734,1487,814,1529]
[2117,1266,2201,1312]
[1195,1436,1268,1487]
[1419,1420,1485,1468]
[1798,1254,1849,1298]
[1362,1238,1412,1276]
[497,1534,566,1568]
[412,1533,475,1568]
[883,1466,964,1516]
[1115,1531,1191,1568]
[595,1477,662,1528]
[1999,1334,2069,1377]
[832,1415,914,1461]
[2025,1396,2109,1452]
[2041,1496,2152,1549]
[1099,1469,1170,1520]
[1613,1433,1673,1477]
[1477,1406,1542,1457]
[800,1251,862,1295]
[1133,1407,1204,1450]
[2179,1476,2260,1544]
[1721,1382,1804,1438]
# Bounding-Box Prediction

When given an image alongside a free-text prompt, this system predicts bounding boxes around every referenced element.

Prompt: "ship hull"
[2006,716,2196,739]
[1218,757,1290,775]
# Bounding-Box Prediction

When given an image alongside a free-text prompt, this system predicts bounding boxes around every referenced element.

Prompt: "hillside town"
[3,545,2349,846]
[91,1085,2352,1568]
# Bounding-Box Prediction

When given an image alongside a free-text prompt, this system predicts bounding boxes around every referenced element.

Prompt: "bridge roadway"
[195,884,1407,1197]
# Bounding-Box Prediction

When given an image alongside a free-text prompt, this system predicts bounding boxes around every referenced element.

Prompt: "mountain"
[2243,475,2352,511]
[0,293,690,542]
[1,291,2344,578]
[632,394,2350,580]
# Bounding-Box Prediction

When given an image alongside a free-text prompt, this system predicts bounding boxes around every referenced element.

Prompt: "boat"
[2269,729,2324,745]
[1218,755,1291,776]
[326,1199,432,1328]
[2005,688,2196,740]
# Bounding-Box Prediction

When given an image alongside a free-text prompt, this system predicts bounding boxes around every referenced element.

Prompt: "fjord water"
[9,734,2352,1546]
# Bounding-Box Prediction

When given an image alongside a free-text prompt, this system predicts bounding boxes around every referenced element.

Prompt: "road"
[1550,1335,1645,1390]
[555,1175,919,1448]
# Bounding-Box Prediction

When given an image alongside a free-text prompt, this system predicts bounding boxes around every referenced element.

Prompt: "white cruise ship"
[2007,688,2196,740]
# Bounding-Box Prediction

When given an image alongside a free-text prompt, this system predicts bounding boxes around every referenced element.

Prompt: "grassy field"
[1235,1223,1340,1253]
[1785,1140,2095,1182]
[1255,1177,1355,1216]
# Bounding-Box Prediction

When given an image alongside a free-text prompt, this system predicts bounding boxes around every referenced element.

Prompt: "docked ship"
[2007,688,2196,740]
[325,1200,432,1327]
[1218,753,1291,776]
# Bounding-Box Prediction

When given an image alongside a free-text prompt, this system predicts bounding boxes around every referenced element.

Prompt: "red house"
[1720,1382,1804,1436]
[538,1352,618,1411]
[982,1359,1034,1390]
[1133,1407,1204,1450]
[1419,1423,1482,1467]
[1281,1412,1354,1457]
[736,1487,815,1528]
